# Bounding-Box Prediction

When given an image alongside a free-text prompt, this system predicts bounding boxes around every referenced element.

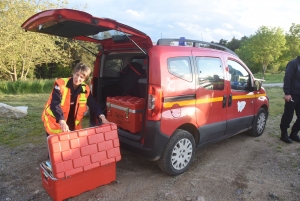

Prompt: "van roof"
[156,38,238,57]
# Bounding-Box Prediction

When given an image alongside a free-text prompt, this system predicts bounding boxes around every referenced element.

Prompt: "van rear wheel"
[158,129,195,176]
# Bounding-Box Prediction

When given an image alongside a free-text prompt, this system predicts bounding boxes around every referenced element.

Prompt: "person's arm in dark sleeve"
[87,93,110,123]
[49,84,65,123]
[283,61,296,95]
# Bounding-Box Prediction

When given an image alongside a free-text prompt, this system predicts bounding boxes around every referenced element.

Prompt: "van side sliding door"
[193,51,228,144]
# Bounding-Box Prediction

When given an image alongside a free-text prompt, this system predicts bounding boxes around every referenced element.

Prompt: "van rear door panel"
[158,48,196,136]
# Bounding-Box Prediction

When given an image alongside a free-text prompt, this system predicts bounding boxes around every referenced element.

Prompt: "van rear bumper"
[118,121,169,161]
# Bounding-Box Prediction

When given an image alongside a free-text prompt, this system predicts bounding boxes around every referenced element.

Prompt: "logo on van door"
[166,77,175,92]
[237,101,246,112]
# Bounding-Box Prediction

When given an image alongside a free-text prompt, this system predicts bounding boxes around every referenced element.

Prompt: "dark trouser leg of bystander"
[290,98,300,142]
[280,100,295,143]
[290,127,300,142]
[280,128,292,143]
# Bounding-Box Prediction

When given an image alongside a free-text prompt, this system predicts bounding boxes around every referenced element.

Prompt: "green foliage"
[52,64,72,78]
[0,79,54,94]
[236,26,286,75]
[226,37,241,51]
[283,23,300,61]
[0,0,83,81]
[44,79,55,92]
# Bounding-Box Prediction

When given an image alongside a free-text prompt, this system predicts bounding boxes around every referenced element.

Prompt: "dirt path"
[1,125,300,201]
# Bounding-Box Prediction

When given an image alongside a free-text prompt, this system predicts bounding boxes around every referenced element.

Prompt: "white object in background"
[0,103,28,119]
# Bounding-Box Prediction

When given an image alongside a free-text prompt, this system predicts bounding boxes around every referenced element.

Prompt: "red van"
[22,9,269,175]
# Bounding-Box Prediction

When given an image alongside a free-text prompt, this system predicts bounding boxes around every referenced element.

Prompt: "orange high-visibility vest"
[41,78,90,135]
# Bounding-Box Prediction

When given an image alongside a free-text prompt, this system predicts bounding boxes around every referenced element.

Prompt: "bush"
[19,81,31,94]
[0,79,55,94]
[44,79,55,93]
[30,80,44,93]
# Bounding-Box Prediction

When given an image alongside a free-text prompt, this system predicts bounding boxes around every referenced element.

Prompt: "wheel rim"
[171,138,193,170]
[257,112,266,133]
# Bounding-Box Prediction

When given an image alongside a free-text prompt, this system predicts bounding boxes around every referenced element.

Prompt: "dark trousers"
[280,94,300,133]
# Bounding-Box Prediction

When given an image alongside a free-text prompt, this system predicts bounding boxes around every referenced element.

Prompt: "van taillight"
[147,85,162,121]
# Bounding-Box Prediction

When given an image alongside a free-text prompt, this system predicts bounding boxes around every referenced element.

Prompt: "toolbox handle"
[43,171,49,181]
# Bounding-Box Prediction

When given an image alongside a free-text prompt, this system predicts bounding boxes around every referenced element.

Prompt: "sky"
[54,0,299,43]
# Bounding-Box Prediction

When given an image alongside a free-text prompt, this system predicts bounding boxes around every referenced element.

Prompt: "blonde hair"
[73,63,91,79]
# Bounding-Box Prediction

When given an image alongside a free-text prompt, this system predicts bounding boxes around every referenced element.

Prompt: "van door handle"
[222,95,227,108]
[228,94,232,107]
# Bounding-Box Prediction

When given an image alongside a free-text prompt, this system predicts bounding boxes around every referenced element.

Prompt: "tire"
[158,129,195,176]
[248,108,267,137]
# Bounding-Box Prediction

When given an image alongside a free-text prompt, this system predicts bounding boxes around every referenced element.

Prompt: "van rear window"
[104,59,123,73]
[167,57,192,82]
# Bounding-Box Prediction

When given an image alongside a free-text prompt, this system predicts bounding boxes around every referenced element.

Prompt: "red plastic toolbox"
[40,162,116,201]
[41,124,121,201]
[106,96,145,133]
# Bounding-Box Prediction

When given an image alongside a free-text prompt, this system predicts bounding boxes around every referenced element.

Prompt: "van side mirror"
[254,80,262,91]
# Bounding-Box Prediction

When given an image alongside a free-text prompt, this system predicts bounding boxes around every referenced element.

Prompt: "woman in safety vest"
[42,63,110,135]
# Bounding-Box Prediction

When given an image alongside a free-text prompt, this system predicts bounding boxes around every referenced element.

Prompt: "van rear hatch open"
[21,9,153,50]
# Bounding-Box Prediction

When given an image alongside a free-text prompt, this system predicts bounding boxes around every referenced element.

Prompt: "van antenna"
[116,26,147,55]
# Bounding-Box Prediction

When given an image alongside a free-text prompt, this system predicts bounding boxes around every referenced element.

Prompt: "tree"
[218,39,227,46]
[226,36,248,52]
[0,0,72,81]
[284,23,300,60]
[236,26,286,75]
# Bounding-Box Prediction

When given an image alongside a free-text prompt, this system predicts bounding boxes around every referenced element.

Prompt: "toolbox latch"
[125,108,129,119]
[107,102,111,112]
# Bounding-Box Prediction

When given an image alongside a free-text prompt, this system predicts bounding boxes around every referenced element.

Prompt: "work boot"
[280,130,292,143]
[289,131,300,142]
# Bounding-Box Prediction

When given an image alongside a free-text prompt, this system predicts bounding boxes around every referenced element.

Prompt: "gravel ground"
[1,121,300,201]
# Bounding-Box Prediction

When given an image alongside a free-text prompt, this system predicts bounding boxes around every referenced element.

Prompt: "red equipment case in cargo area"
[40,124,121,201]
[106,96,145,133]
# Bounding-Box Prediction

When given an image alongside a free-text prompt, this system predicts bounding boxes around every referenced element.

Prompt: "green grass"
[253,72,284,83]
[263,86,285,139]
[0,93,89,147]
[0,79,55,94]
[0,94,49,146]
[264,87,285,118]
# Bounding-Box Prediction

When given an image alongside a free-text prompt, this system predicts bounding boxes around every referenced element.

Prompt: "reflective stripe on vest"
[61,78,70,107]
[44,112,62,134]
[45,104,55,118]
[74,86,88,126]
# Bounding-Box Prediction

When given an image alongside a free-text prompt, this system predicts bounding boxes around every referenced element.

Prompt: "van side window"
[228,60,250,90]
[196,57,224,90]
[104,59,123,73]
[167,57,192,82]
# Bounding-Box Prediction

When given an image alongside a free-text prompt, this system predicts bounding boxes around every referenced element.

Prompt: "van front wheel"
[158,129,195,176]
[248,108,267,137]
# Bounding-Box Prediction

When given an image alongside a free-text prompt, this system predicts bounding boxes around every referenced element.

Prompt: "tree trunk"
[13,64,17,81]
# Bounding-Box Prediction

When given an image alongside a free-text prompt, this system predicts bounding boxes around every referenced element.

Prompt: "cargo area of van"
[90,53,149,139]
